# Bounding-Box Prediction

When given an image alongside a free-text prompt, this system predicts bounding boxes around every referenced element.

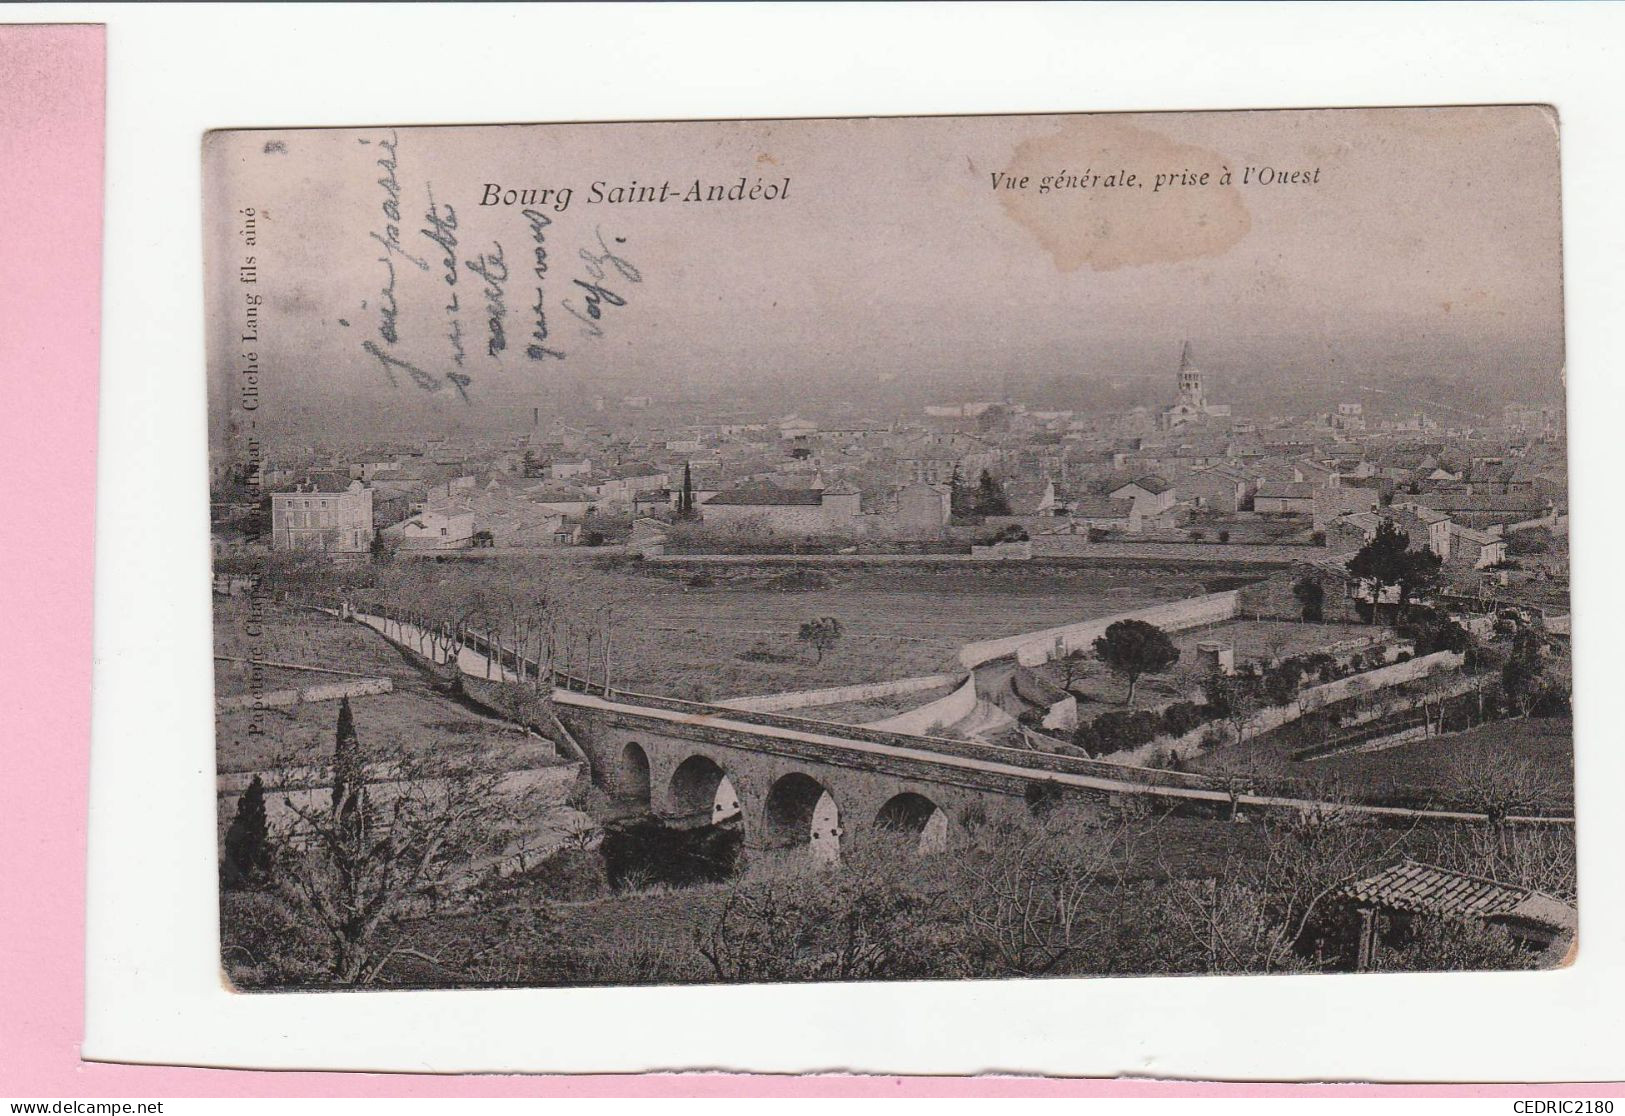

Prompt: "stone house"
[270,479,374,553]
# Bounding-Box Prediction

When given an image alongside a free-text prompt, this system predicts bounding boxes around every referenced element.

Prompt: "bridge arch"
[874,791,949,855]
[668,754,742,826]
[762,772,842,864]
[619,741,651,807]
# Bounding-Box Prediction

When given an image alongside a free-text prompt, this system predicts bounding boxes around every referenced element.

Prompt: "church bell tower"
[1177,340,1204,408]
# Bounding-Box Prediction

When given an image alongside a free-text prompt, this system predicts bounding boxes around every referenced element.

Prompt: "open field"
[1303,717,1573,808]
[214,599,551,775]
[786,684,963,725]
[214,598,416,697]
[1187,712,1574,813]
[374,557,1261,703]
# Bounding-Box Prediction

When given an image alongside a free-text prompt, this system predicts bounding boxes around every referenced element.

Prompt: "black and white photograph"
[206,105,1575,993]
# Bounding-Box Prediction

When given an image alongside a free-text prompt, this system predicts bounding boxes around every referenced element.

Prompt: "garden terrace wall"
[717,673,961,714]
[961,590,1242,668]
[864,674,980,734]
[1101,649,1468,766]
[216,676,393,711]
[1029,537,1319,564]
[1238,562,1366,624]
[1012,664,1078,731]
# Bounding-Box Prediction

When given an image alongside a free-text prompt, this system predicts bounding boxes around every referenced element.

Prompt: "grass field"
[1302,717,1573,807]
[214,598,542,775]
[1188,713,1574,813]
[375,558,1247,702]
[214,599,415,697]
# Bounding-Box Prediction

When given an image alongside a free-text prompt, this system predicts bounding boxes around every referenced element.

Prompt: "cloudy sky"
[206,105,1562,428]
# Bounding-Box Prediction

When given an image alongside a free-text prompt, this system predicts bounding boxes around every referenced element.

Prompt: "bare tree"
[1153,808,1409,973]
[1447,753,1558,824]
[957,808,1135,976]
[695,846,960,983]
[267,736,534,985]
[1204,670,1261,747]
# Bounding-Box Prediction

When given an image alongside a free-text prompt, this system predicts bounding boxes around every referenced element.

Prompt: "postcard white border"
[73,1,1625,1080]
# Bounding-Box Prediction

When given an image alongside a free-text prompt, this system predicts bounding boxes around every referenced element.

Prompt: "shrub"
[1091,709,1162,753]
[1024,781,1064,816]
[1507,530,1550,556]
[222,775,274,892]
[1293,575,1325,622]
[220,891,330,989]
[1160,701,1208,737]
[1262,661,1305,706]
[1531,683,1572,717]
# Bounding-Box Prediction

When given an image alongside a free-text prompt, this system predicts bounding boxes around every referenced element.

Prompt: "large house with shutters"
[270,478,374,553]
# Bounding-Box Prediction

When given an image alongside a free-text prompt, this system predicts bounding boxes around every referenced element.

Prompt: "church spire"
[1180,339,1195,372]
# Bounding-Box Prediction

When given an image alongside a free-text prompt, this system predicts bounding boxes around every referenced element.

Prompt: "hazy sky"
[206,105,1563,428]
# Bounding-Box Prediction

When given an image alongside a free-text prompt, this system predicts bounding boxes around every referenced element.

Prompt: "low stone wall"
[958,590,1240,669]
[1298,650,1465,713]
[649,552,975,564]
[717,673,961,714]
[864,674,979,734]
[217,676,392,711]
[1030,536,1319,564]
[1100,650,1468,766]
[1013,665,1077,732]
[969,541,1033,561]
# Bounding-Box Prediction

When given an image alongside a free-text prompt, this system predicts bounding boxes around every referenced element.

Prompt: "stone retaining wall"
[217,676,392,711]
[717,673,961,714]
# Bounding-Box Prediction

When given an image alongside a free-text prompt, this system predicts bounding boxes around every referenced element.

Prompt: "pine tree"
[221,774,273,890]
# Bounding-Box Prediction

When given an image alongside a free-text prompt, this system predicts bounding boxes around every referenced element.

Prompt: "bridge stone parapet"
[335,604,1568,867]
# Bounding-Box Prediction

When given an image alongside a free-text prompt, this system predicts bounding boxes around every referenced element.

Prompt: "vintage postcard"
[206,106,1573,992]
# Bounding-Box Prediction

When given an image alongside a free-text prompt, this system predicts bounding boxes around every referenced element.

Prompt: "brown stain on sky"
[998,118,1252,272]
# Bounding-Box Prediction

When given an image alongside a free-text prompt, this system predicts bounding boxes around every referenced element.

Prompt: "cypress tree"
[332,696,366,837]
[679,461,695,518]
[221,774,273,890]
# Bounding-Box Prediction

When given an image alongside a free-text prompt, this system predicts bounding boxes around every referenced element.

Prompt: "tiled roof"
[1450,523,1501,545]
[288,472,356,494]
[1409,493,1549,513]
[1111,475,1170,496]
[702,486,825,507]
[1070,496,1136,518]
[1256,482,1317,499]
[1342,859,1575,934]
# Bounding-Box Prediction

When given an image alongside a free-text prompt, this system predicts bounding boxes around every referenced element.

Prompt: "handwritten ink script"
[351,134,682,399]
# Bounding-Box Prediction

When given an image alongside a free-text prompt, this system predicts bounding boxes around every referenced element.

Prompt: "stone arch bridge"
[341,605,1561,864]
[547,687,1530,863]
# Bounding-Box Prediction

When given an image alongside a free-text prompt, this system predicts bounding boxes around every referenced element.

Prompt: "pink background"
[0,20,1618,1100]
